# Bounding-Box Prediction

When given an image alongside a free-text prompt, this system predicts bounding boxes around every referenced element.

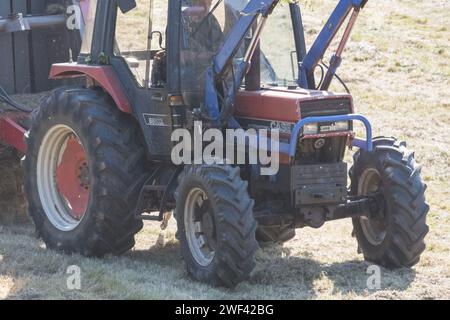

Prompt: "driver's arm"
[181,14,224,65]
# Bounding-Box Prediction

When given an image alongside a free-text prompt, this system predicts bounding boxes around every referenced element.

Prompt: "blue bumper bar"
[289,113,373,157]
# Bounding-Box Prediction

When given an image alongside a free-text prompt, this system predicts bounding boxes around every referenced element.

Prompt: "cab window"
[114,0,168,88]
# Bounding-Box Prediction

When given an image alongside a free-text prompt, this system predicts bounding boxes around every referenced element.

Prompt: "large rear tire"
[23,87,146,256]
[175,165,258,287]
[350,137,429,267]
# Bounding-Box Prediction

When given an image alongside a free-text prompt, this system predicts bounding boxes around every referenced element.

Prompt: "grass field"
[1,0,449,299]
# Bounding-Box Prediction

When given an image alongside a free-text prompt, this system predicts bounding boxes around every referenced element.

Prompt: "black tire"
[0,145,28,224]
[23,87,146,256]
[350,136,429,267]
[256,226,295,244]
[175,165,258,287]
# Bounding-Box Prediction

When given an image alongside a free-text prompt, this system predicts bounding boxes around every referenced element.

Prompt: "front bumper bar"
[288,113,373,157]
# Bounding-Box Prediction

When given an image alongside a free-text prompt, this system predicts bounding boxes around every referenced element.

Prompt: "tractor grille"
[300,98,352,118]
[294,98,353,164]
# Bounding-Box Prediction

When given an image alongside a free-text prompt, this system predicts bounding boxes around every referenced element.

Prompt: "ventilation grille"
[300,98,352,118]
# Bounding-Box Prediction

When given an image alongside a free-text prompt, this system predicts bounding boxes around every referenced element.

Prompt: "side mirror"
[151,31,165,50]
[117,0,137,14]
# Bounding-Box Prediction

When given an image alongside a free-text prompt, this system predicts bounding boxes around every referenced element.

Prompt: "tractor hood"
[234,87,354,124]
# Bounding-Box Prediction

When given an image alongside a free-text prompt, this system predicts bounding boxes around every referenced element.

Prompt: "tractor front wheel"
[175,165,258,287]
[23,87,146,256]
[350,137,429,267]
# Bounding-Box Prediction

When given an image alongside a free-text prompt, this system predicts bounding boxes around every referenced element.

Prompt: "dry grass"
[1,0,449,299]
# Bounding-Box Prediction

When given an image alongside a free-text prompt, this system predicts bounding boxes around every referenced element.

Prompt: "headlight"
[319,121,350,133]
[303,123,319,135]
[302,121,351,135]
[334,121,350,131]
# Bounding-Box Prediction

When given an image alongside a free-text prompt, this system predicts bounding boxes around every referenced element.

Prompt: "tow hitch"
[331,192,386,221]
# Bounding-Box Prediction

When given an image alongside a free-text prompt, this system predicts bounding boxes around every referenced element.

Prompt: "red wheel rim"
[55,136,89,219]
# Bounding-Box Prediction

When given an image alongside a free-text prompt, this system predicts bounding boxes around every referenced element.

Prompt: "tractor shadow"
[0,225,417,299]
[126,233,183,267]
[250,243,417,298]
[126,237,417,298]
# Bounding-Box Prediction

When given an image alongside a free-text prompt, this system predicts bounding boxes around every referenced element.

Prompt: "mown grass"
[1,0,449,299]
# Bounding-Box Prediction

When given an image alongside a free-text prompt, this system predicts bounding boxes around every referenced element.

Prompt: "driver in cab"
[181,0,224,69]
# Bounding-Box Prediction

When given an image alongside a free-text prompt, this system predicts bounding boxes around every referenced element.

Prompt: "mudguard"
[49,63,132,114]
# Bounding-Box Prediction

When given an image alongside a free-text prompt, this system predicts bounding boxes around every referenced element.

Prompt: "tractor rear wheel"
[23,87,146,256]
[350,137,429,267]
[175,165,258,287]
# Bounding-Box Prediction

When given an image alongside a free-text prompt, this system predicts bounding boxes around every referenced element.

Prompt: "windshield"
[260,3,297,86]
[79,0,98,55]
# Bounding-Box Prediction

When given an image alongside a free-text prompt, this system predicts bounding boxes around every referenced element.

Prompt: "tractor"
[0,0,429,287]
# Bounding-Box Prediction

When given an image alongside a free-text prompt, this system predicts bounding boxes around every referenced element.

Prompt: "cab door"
[109,0,180,159]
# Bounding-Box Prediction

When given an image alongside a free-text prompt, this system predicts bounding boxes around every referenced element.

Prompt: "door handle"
[151,94,165,102]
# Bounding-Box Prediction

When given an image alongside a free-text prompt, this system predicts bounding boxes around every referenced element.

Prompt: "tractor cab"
[66,0,304,158]
[77,0,298,100]
[177,0,294,107]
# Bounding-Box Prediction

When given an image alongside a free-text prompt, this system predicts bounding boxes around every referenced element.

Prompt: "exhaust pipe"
[0,13,67,34]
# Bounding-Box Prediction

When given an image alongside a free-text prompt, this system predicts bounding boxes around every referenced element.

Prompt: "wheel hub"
[358,168,388,245]
[367,189,387,222]
[201,210,216,250]
[78,162,90,189]
[55,135,89,220]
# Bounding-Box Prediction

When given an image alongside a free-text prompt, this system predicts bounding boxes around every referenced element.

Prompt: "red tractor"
[0,0,429,287]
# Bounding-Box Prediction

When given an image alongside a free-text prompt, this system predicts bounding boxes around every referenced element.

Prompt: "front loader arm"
[203,0,368,126]
[203,0,279,126]
[299,0,368,89]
